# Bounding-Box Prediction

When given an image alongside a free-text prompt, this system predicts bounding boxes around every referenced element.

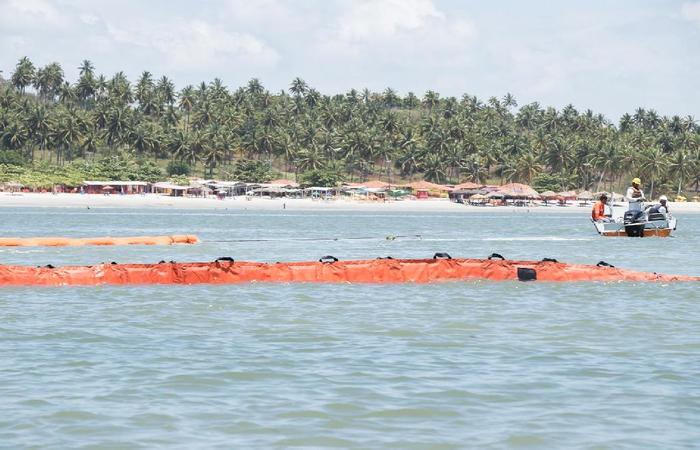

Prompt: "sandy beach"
[2,192,700,214]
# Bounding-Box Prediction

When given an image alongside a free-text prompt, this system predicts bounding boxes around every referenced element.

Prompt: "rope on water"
[207,234,423,243]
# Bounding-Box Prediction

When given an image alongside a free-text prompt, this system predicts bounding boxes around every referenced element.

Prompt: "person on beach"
[592,193,611,222]
[625,177,645,212]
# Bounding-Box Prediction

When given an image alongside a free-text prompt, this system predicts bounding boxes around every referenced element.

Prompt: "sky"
[0,0,699,121]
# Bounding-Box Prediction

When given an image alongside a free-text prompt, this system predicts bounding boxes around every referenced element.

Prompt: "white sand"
[2,192,700,214]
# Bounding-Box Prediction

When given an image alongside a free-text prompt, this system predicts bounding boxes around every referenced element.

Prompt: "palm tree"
[421,152,447,183]
[11,57,35,94]
[289,77,308,97]
[638,146,668,199]
[76,60,96,106]
[668,150,692,195]
[515,151,542,184]
[178,85,195,131]
[2,119,29,150]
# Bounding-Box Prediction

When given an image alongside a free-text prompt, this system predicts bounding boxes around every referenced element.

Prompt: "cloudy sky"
[1,0,699,120]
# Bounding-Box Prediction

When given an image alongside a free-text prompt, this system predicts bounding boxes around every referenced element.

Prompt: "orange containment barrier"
[0,254,698,287]
[0,235,199,247]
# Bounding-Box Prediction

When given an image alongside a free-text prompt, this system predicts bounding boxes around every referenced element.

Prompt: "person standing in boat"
[592,193,612,222]
[625,177,646,212]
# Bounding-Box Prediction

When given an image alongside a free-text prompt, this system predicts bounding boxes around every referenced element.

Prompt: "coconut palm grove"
[1,57,698,198]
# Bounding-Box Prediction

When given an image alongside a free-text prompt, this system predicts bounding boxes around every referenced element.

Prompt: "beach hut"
[577,190,594,206]
[83,180,148,195]
[402,180,452,198]
[540,190,559,202]
[209,181,247,196]
[304,187,335,199]
[152,182,192,197]
[468,193,487,205]
[449,188,482,203]
[2,181,23,193]
[498,183,539,198]
[454,181,483,190]
[269,179,300,188]
[361,180,392,189]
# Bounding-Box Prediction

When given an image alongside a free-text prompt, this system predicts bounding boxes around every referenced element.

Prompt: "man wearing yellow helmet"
[625,177,645,212]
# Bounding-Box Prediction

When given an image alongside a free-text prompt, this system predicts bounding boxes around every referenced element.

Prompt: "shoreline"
[2,192,700,214]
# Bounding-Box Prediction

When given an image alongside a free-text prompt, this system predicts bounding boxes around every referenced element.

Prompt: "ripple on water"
[1,209,700,448]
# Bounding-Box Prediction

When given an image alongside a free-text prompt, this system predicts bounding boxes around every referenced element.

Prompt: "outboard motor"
[623,210,646,237]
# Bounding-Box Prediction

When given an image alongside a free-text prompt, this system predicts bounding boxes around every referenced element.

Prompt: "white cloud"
[0,0,68,29]
[79,13,100,26]
[335,0,444,41]
[681,2,700,25]
[317,0,476,62]
[106,19,280,69]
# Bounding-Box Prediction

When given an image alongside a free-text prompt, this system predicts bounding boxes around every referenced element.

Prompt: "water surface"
[1,208,699,449]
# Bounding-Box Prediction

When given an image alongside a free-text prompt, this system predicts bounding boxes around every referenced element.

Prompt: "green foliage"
[0,153,163,188]
[0,150,26,165]
[169,174,190,186]
[226,159,276,183]
[299,168,344,188]
[1,56,699,192]
[167,160,191,176]
[533,173,565,193]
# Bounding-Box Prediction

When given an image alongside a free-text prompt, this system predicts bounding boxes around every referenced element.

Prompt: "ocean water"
[1,207,699,449]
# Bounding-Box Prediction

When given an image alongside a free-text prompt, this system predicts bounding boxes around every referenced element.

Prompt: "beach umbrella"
[470,193,486,200]
[498,183,539,198]
[558,190,577,200]
[102,185,114,191]
[486,191,505,198]
[577,190,594,200]
[540,190,559,199]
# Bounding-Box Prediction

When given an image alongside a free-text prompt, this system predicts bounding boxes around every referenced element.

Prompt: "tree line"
[1,56,699,198]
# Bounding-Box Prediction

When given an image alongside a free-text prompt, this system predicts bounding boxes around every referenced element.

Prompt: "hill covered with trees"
[1,56,699,197]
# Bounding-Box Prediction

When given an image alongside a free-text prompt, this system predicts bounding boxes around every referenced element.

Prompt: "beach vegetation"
[0,57,699,196]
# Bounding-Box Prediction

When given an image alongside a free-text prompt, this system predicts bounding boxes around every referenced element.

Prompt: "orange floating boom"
[0,255,697,286]
[0,235,199,247]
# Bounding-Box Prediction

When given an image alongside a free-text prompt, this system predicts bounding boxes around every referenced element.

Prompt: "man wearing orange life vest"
[591,193,611,222]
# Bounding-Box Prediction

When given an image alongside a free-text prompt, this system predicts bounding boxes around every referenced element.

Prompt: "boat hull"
[593,217,676,238]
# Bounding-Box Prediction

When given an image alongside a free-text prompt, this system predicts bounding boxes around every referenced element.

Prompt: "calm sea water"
[1,207,699,449]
